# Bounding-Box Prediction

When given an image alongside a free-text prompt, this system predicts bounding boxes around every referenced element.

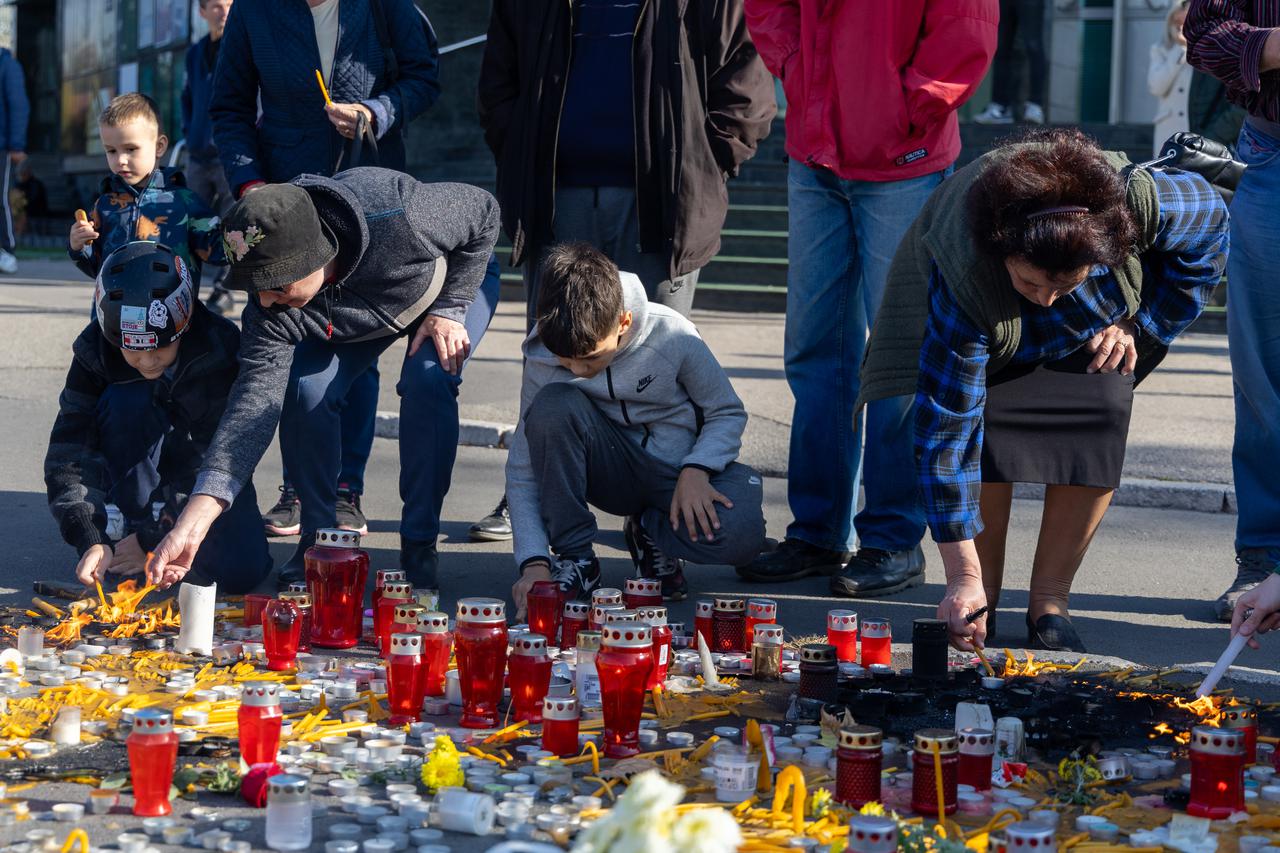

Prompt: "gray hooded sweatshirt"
[506,273,748,568]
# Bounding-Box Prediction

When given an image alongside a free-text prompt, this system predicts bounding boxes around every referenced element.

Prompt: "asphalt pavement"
[0,258,1264,676]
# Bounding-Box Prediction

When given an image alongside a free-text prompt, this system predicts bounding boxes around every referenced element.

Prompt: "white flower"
[669,807,743,853]
[571,772,686,853]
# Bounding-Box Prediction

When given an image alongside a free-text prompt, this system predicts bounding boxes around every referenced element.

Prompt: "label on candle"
[659,645,669,666]
[580,673,602,707]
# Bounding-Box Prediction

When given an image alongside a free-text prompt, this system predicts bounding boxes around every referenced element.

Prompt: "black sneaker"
[550,555,601,601]
[469,496,512,542]
[623,515,688,602]
[1214,548,1276,622]
[263,485,301,537]
[401,538,438,590]
[276,532,315,590]
[830,545,925,597]
[736,538,852,583]
[205,286,235,316]
[335,486,368,535]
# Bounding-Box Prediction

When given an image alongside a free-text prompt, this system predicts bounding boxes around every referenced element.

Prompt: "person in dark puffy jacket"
[210,0,441,542]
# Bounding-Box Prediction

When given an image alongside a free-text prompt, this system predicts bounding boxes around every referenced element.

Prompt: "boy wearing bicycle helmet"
[44,242,271,591]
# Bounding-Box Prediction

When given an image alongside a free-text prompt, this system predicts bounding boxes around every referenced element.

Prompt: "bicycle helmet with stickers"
[93,242,196,351]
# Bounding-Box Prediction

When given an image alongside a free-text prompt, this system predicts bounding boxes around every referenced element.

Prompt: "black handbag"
[1142,132,1246,204]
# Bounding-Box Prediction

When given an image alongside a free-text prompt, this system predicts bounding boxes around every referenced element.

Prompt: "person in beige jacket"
[1148,1,1192,157]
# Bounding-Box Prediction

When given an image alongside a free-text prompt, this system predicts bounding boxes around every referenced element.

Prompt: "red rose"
[240,762,284,807]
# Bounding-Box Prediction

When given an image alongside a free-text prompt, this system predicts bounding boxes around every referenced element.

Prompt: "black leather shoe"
[401,538,439,590]
[736,538,852,583]
[469,496,512,542]
[276,532,315,590]
[1026,613,1086,653]
[829,545,925,598]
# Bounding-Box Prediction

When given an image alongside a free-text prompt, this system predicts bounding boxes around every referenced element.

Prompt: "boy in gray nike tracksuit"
[508,243,765,617]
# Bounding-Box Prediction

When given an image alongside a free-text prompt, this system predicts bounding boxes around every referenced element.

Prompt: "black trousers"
[991,0,1048,108]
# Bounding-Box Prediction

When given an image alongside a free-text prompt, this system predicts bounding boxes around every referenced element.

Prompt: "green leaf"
[100,771,131,790]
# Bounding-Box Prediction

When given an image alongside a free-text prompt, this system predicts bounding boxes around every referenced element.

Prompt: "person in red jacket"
[740,0,997,595]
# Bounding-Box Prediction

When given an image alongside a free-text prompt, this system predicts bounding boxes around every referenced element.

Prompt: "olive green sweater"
[855,146,1159,410]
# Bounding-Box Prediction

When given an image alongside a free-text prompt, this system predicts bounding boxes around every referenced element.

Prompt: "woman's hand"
[409,315,471,374]
[1086,318,1138,375]
[669,468,733,543]
[325,103,375,139]
[1233,573,1280,649]
[109,533,149,577]
[75,544,112,587]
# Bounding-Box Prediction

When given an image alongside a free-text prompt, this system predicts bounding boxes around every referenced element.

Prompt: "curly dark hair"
[966,129,1137,278]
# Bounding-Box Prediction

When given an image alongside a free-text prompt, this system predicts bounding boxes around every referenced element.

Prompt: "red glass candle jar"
[527,581,565,646]
[305,529,370,649]
[127,708,178,816]
[243,593,270,627]
[860,618,892,668]
[588,589,623,630]
[542,696,580,757]
[1188,724,1246,819]
[386,632,424,725]
[385,602,425,657]
[416,610,453,698]
[590,603,625,632]
[694,599,714,648]
[455,598,509,729]
[847,815,899,853]
[958,727,994,792]
[712,597,747,653]
[911,729,959,817]
[261,599,303,672]
[508,635,553,723]
[827,609,859,663]
[238,683,283,767]
[376,581,413,654]
[1006,823,1057,853]
[798,643,839,704]
[1223,707,1258,766]
[277,592,313,653]
[562,602,590,650]
[636,606,672,690]
[745,599,778,644]
[372,569,407,615]
[624,578,663,608]
[837,725,883,808]
[596,621,654,758]
[605,608,640,625]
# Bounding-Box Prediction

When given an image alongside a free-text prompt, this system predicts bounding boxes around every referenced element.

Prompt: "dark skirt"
[980,342,1167,488]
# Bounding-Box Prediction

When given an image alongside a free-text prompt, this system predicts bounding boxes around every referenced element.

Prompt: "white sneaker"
[0,249,18,274]
[973,103,1014,125]
[1022,102,1046,125]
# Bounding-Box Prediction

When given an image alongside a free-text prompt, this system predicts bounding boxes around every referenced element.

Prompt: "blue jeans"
[279,364,377,495]
[1230,121,1280,556]
[96,382,271,594]
[280,258,501,542]
[783,160,944,553]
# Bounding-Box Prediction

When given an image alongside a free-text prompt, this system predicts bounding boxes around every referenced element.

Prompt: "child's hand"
[669,467,733,543]
[1233,572,1280,648]
[70,218,99,252]
[512,561,552,622]
[75,544,112,587]
[109,533,148,577]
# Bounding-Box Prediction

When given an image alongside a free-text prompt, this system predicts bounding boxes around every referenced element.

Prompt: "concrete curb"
[376,411,1238,516]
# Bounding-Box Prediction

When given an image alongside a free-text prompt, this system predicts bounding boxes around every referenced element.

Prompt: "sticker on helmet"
[122,331,158,349]
[119,305,147,333]
[165,280,193,334]
[148,299,169,329]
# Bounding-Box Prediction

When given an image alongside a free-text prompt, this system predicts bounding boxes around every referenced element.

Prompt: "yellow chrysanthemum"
[420,735,465,793]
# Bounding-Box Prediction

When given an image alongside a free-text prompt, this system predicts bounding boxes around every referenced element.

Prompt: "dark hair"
[99,92,163,132]
[535,243,625,358]
[967,129,1136,278]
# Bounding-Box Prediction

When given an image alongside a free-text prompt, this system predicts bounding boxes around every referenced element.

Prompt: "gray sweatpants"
[521,186,699,328]
[524,383,765,568]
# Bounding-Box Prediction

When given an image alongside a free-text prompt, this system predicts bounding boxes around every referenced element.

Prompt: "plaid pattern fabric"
[914,169,1228,542]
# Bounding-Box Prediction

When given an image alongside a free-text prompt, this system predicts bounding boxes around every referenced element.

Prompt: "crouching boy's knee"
[524,382,596,445]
